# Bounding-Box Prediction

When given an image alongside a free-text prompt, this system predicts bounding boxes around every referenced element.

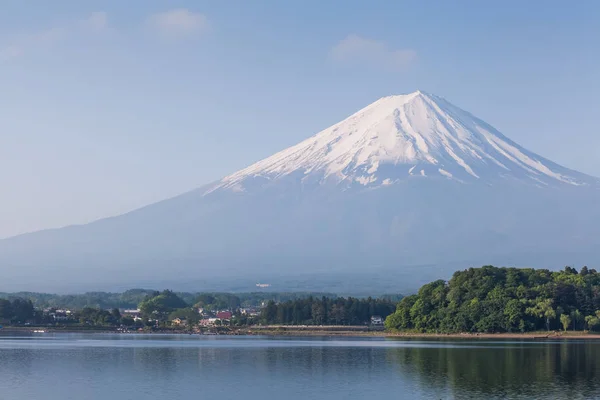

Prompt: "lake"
[1,333,599,399]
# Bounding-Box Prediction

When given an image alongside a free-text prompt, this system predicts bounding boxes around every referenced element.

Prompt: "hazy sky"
[1,0,599,238]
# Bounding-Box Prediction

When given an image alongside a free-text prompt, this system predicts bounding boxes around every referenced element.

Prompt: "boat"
[32,330,46,333]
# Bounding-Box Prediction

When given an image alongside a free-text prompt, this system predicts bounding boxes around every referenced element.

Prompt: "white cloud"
[330,34,416,71]
[147,9,210,38]
[0,12,107,61]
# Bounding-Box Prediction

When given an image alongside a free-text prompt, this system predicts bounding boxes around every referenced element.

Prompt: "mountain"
[1,91,599,293]
[211,91,594,190]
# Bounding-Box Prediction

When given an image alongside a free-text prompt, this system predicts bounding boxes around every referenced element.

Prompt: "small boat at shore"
[32,330,46,333]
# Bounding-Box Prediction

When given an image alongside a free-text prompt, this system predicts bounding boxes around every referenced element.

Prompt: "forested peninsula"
[385,265,600,333]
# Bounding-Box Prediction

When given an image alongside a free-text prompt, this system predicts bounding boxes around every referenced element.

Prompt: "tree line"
[0,298,128,327]
[0,289,338,310]
[260,296,396,325]
[0,298,35,324]
[385,265,600,333]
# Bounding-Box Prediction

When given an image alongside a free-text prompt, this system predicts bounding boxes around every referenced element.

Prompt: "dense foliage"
[0,298,127,327]
[193,293,241,311]
[0,289,158,310]
[260,297,396,325]
[139,290,188,319]
[0,290,338,310]
[0,298,35,323]
[77,307,122,326]
[385,265,600,333]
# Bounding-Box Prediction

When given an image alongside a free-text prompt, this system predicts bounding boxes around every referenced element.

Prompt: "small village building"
[199,318,218,326]
[216,311,233,320]
[171,318,188,326]
[122,309,141,318]
[240,308,261,317]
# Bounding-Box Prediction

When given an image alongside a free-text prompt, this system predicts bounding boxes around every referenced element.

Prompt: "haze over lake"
[1,333,599,399]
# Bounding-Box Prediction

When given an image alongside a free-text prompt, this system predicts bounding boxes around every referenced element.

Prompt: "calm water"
[1,333,600,399]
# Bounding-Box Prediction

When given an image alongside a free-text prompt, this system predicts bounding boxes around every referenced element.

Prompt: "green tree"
[570,309,583,331]
[560,314,571,332]
[0,299,13,320]
[139,290,188,320]
[11,298,34,323]
[259,297,395,326]
[111,308,121,321]
[385,295,417,331]
[385,265,600,334]
[586,313,600,331]
[311,302,326,325]
[262,301,277,324]
[503,299,524,332]
[526,299,555,331]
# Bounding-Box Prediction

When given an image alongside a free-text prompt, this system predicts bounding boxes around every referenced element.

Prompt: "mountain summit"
[1,92,599,293]
[213,91,594,193]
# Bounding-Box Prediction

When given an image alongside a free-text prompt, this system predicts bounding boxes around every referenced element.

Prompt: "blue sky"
[1,0,599,237]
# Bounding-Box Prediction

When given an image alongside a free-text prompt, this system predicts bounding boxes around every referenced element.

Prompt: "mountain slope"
[1,91,598,293]
[211,91,595,192]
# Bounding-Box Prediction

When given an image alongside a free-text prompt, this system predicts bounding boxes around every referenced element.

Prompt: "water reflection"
[385,339,600,399]
[1,334,600,399]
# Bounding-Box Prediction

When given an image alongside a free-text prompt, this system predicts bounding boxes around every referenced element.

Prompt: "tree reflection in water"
[385,339,600,399]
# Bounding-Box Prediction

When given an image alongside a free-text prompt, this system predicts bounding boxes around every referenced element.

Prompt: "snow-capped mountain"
[211,91,595,192]
[0,91,598,293]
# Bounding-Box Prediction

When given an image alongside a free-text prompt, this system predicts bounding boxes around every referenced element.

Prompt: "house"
[240,308,260,317]
[171,318,188,326]
[199,318,218,326]
[370,316,384,325]
[121,309,142,322]
[50,309,71,322]
[51,313,69,322]
[216,311,233,320]
[122,309,141,318]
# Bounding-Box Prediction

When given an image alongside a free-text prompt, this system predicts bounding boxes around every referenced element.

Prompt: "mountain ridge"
[0,91,599,292]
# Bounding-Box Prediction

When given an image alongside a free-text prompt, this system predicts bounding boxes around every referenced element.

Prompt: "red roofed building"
[216,311,233,320]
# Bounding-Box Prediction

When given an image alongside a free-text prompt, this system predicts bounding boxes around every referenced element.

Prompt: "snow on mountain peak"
[211,91,594,193]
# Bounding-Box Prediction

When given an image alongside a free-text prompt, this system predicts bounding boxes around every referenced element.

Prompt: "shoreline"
[384,332,600,340]
[4,326,600,339]
[243,329,600,339]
